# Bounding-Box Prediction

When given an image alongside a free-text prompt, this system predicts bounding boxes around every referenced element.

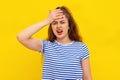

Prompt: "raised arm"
[16,9,63,52]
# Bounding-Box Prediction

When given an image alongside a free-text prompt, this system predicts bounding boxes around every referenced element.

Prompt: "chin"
[56,36,64,39]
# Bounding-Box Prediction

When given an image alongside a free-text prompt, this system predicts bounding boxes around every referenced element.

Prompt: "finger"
[55,9,63,12]
[56,12,63,17]
[56,9,61,11]
[56,10,63,13]
[55,16,64,20]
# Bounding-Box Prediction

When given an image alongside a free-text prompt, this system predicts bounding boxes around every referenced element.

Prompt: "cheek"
[63,27,69,34]
[63,24,69,31]
[64,22,69,29]
[51,26,56,33]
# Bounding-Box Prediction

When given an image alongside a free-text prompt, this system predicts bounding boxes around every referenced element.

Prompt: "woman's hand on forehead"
[47,9,64,23]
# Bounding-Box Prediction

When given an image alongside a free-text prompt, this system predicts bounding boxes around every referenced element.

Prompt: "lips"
[56,29,63,35]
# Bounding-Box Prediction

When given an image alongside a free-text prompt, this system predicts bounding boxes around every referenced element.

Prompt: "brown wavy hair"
[47,6,82,42]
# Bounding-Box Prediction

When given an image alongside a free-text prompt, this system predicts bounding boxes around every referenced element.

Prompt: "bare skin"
[17,9,92,80]
[17,9,63,51]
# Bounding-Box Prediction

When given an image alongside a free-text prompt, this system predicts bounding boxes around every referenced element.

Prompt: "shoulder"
[41,40,56,53]
[73,41,87,47]
[41,40,56,46]
[72,41,89,51]
[42,40,53,44]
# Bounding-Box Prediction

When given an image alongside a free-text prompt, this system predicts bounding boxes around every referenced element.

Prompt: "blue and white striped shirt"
[41,40,90,80]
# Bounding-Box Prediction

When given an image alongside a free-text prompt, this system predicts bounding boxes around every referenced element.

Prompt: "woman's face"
[51,15,69,40]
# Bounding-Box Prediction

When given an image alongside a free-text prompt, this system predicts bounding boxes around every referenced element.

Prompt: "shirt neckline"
[55,40,74,46]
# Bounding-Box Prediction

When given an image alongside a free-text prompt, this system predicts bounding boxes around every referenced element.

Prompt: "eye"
[52,21,57,25]
[60,21,65,24]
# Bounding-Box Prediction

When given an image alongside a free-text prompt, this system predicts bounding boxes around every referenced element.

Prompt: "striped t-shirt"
[41,40,90,80]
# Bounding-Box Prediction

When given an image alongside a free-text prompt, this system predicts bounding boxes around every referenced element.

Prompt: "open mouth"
[56,29,63,35]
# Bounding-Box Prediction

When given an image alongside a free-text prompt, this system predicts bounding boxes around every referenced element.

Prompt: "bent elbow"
[16,34,24,43]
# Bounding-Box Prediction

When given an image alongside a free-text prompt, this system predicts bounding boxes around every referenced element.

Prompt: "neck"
[56,37,72,44]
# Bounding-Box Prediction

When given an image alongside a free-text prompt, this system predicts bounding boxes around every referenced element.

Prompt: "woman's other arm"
[81,58,92,80]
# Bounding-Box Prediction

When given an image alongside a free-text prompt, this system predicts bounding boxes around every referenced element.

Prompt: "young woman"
[17,6,92,80]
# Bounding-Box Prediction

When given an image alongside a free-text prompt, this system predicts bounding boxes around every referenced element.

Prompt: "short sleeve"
[80,43,90,61]
[40,40,48,54]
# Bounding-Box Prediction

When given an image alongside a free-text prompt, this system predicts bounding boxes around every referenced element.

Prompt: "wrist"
[46,18,53,24]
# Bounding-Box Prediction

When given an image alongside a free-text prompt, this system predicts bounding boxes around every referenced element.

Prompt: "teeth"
[57,29,62,33]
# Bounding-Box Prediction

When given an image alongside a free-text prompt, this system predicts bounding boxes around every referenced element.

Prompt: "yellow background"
[0,0,120,80]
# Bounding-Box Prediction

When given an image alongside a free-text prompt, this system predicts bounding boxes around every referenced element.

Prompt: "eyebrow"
[60,20,65,21]
[52,21,57,23]
[52,20,65,22]
[59,20,65,22]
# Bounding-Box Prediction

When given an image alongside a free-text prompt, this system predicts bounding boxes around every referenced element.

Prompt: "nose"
[57,22,61,28]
